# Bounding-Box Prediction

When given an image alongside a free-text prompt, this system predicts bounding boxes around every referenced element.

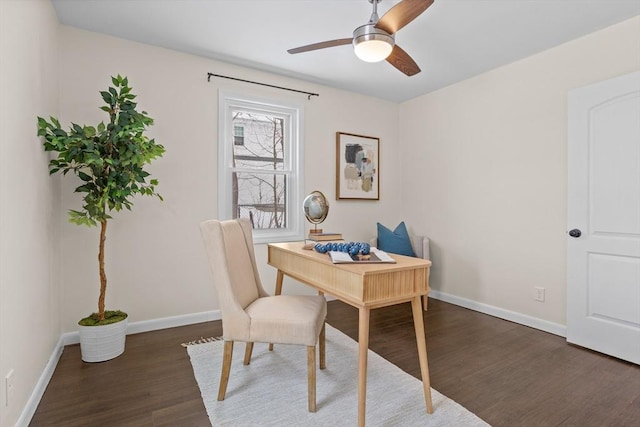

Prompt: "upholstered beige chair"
[200,218,327,412]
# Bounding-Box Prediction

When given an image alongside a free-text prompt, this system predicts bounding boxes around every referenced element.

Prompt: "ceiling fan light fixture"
[353,24,394,63]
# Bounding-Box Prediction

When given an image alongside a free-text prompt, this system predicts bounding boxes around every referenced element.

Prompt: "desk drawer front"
[363,268,428,304]
[268,248,364,302]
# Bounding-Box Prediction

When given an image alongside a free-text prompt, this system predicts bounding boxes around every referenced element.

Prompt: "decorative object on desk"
[303,190,329,234]
[336,132,379,200]
[314,241,369,254]
[186,324,489,426]
[307,232,343,241]
[37,75,165,362]
[377,221,416,257]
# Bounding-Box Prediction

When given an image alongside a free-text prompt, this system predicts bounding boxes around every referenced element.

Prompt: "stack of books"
[307,232,343,241]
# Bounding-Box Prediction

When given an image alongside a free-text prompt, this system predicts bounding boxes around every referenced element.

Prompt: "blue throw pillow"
[377,221,416,257]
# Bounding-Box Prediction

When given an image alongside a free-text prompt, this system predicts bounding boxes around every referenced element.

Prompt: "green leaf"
[84,126,96,138]
[78,171,92,182]
[100,91,112,104]
[74,184,93,193]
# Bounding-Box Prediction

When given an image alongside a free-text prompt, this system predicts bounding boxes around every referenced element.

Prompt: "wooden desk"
[267,242,433,427]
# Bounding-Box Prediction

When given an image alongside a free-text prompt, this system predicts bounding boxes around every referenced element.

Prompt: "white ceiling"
[52,0,640,103]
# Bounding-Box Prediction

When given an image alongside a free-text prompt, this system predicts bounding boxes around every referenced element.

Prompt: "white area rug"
[186,324,490,426]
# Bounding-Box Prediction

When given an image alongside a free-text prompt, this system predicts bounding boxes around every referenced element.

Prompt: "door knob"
[569,229,582,238]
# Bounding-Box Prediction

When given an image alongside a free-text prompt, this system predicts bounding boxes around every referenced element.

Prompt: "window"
[218,92,304,244]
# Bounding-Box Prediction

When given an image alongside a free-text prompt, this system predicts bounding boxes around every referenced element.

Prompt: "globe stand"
[309,225,323,234]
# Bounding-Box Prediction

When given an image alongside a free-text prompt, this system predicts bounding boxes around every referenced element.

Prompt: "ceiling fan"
[287,0,434,76]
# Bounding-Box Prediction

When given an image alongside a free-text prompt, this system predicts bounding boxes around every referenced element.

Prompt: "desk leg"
[269,270,285,352]
[411,296,433,414]
[357,307,370,427]
[274,270,284,296]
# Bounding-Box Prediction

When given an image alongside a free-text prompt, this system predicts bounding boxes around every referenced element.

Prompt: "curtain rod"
[207,73,319,100]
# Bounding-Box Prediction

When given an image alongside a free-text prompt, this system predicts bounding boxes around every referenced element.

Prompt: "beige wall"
[399,16,640,326]
[57,26,401,332]
[0,0,61,425]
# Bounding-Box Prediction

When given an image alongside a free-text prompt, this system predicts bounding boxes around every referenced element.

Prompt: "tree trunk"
[98,219,108,321]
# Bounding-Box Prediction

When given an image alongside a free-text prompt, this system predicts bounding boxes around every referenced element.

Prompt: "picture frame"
[336,132,380,200]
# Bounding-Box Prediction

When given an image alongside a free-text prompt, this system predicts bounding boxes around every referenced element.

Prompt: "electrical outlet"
[534,287,545,302]
[5,369,14,406]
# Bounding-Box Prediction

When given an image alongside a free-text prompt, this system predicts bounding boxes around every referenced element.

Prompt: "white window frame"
[218,90,304,244]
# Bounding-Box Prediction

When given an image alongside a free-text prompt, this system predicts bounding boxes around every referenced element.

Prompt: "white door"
[567,71,640,365]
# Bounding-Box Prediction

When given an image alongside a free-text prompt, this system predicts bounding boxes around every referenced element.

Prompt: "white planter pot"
[78,318,128,362]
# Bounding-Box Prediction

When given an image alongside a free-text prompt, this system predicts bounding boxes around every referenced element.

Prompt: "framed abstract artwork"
[336,132,379,200]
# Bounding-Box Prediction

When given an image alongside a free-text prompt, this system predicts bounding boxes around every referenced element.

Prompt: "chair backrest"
[200,218,268,341]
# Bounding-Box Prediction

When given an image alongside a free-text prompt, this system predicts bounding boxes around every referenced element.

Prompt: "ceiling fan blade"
[288,38,353,54]
[386,45,421,76]
[375,0,434,35]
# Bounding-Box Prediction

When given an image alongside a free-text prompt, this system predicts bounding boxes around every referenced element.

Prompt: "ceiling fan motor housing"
[352,24,395,62]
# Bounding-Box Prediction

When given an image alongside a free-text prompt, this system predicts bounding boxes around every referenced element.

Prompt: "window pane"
[233,172,287,230]
[233,125,244,145]
[231,111,285,171]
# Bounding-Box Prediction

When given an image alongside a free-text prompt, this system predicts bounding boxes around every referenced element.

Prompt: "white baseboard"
[15,335,65,427]
[428,290,567,337]
[20,309,222,426]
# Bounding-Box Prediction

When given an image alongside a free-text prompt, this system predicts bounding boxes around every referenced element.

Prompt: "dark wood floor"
[30,299,640,426]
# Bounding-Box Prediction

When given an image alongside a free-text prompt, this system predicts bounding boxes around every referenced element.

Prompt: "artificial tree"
[37,75,165,325]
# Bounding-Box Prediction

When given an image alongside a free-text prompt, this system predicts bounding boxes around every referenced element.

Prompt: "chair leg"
[307,346,317,412]
[243,342,254,365]
[319,322,326,370]
[218,341,234,401]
